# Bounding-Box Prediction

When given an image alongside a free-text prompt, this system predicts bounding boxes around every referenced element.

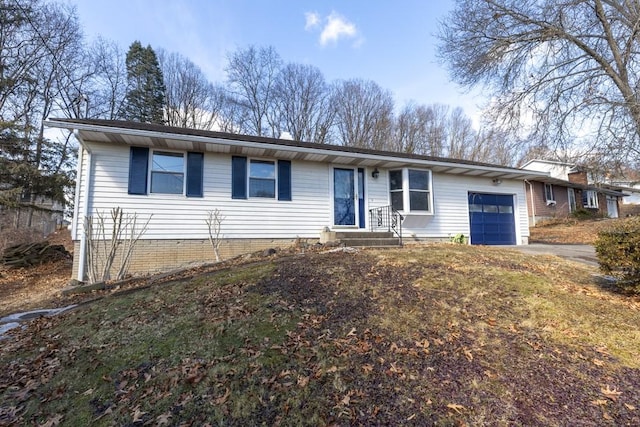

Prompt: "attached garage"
[468,192,516,245]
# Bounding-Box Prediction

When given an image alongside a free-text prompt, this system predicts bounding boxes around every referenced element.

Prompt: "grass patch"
[2,247,640,425]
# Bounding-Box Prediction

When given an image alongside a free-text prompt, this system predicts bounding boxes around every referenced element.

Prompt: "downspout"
[524,179,536,227]
[76,135,92,281]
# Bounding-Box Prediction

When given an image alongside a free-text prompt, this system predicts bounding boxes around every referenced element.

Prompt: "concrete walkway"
[511,244,598,267]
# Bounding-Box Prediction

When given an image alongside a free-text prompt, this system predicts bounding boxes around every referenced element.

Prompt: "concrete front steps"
[321,230,401,248]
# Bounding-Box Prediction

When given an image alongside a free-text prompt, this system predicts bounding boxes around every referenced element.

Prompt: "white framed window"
[249,159,276,198]
[544,183,555,202]
[389,170,404,211]
[583,190,599,208]
[567,188,576,212]
[388,168,432,213]
[150,151,184,194]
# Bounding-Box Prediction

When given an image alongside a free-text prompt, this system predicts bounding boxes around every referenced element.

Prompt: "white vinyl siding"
[75,142,331,240]
[73,142,529,245]
[400,174,528,243]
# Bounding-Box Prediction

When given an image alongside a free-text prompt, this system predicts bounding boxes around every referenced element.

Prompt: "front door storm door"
[334,168,356,226]
[358,168,365,228]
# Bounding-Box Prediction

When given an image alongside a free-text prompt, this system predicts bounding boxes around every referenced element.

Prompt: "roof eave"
[45,119,550,181]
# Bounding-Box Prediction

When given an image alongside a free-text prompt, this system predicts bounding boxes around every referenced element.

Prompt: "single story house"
[47,118,549,280]
[521,159,627,224]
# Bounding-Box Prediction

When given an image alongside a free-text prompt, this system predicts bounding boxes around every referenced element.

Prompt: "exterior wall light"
[372,168,380,179]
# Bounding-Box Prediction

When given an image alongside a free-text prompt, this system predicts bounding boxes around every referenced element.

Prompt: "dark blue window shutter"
[231,156,247,199]
[128,147,149,195]
[186,152,204,197]
[278,160,292,201]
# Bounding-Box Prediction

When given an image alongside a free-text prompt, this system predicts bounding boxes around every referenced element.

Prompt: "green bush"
[449,233,467,244]
[594,217,640,292]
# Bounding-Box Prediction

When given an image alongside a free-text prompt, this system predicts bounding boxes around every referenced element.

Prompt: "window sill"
[399,210,434,216]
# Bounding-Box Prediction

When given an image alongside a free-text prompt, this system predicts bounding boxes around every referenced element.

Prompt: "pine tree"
[122,41,166,124]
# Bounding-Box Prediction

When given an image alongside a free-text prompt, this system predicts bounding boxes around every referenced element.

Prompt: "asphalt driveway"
[511,244,599,267]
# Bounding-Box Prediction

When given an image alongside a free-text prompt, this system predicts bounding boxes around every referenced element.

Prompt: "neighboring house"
[601,181,640,216]
[521,159,626,224]
[47,119,549,280]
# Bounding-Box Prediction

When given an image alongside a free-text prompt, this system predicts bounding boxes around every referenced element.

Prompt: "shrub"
[449,233,467,244]
[572,208,597,220]
[594,217,640,292]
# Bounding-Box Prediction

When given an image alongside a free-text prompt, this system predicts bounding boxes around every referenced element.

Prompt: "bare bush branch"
[84,207,151,283]
[205,209,225,262]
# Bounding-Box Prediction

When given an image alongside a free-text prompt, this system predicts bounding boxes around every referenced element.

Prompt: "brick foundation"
[71,237,305,280]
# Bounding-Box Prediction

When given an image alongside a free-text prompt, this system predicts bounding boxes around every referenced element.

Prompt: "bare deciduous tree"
[226,45,282,136]
[159,50,227,130]
[332,79,395,149]
[273,63,334,143]
[85,37,128,120]
[0,0,83,226]
[438,0,640,162]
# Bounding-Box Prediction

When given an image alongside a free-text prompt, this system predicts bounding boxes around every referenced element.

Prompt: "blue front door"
[334,168,356,226]
[468,192,516,245]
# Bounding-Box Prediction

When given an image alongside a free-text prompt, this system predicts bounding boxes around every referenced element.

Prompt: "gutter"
[75,132,92,281]
[524,179,536,227]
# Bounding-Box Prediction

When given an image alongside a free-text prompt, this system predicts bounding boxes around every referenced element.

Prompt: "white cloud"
[305,11,361,47]
[305,12,320,31]
[320,12,358,46]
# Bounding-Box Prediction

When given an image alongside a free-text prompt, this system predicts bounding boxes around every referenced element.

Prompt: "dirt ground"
[0,229,73,317]
[529,218,614,244]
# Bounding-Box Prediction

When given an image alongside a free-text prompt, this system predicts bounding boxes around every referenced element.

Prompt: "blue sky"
[71,0,482,122]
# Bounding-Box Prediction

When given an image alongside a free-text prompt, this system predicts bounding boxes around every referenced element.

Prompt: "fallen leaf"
[415,339,430,349]
[463,348,473,362]
[341,393,351,405]
[297,375,309,388]
[346,328,357,337]
[601,385,622,402]
[592,358,605,367]
[362,364,374,374]
[591,399,609,406]
[156,413,172,426]
[131,407,147,423]
[625,403,636,411]
[447,403,465,414]
[38,413,63,427]
[213,388,231,405]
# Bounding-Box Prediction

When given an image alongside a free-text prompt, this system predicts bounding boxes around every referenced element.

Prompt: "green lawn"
[2,245,639,425]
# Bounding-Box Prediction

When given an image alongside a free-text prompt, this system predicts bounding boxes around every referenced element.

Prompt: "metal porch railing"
[369,205,404,245]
